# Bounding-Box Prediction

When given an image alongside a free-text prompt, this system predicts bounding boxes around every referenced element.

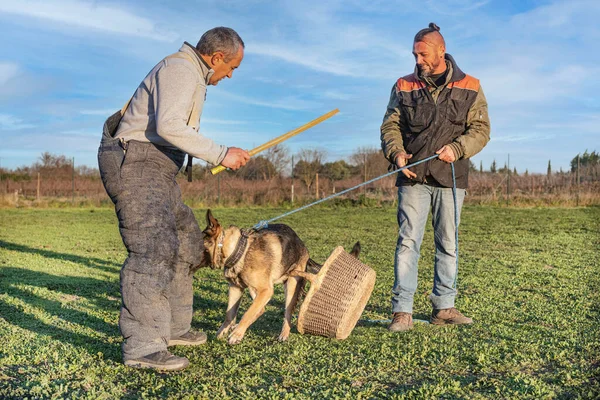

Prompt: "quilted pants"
[98,133,205,361]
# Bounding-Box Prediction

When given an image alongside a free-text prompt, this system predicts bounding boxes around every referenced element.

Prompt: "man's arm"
[153,61,228,165]
[380,84,405,163]
[380,84,416,178]
[446,87,491,160]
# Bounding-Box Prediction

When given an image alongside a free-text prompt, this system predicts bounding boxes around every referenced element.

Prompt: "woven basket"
[297,246,376,339]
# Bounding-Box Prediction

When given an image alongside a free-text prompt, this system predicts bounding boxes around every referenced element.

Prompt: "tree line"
[1,148,598,184]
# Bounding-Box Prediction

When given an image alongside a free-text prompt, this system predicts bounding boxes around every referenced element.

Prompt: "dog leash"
[251,153,460,290]
[252,154,440,230]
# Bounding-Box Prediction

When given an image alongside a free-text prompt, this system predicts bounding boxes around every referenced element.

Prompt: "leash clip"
[253,220,268,231]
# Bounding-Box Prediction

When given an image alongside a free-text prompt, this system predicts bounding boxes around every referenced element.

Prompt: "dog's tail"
[306,258,322,274]
[349,241,361,258]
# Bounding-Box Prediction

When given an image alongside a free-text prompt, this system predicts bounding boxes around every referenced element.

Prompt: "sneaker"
[388,312,413,332]
[431,307,473,325]
[168,330,208,346]
[124,350,189,371]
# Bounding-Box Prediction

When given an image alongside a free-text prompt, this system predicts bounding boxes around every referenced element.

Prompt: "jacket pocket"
[401,94,432,133]
[446,90,469,126]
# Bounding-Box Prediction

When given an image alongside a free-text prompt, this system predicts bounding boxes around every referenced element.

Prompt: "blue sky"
[0,0,598,173]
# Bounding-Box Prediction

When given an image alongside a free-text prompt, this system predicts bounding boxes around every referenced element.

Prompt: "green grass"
[1,206,599,399]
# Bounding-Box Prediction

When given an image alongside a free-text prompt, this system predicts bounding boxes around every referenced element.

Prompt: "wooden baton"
[210,109,339,175]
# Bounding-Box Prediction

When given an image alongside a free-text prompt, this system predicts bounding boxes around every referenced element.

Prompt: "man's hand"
[395,152,416,179]
[436,145,456,163]
[221,147,250,170]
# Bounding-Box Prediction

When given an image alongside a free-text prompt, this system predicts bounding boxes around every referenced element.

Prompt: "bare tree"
[350,146,389,179]
[294,148,326,189]
[264,144,290,177]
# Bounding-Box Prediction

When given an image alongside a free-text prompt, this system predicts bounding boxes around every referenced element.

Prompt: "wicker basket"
[297,246,376,339]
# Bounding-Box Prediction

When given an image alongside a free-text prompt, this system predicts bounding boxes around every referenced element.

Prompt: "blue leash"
[451,162,459,289]
[252,153,460,288]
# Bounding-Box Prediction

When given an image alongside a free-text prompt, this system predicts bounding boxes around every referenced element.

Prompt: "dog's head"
[202,209,225,269]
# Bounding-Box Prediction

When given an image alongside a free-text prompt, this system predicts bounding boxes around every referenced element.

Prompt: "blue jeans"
[391,184,465,313]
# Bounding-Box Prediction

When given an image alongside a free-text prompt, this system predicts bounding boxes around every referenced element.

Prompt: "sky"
[0,0,598,173]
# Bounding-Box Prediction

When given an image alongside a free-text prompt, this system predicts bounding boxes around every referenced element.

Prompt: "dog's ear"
[205,209,220,229]
[350,241,361,259]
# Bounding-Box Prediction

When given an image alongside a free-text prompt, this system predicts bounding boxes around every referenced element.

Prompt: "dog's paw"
[228,328,245,345]
[217,323,237,340]
[216,329,227,340]
[277,332,289,342]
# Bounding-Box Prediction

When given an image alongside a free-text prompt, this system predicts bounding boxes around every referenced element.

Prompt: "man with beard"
[98,27,250,370]
[380,23,490,332]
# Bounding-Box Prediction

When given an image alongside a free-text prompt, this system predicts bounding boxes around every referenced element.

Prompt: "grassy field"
[0,206,599,399]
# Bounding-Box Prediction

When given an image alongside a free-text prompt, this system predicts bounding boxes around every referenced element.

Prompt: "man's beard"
[417,59,440,78]
[417,64,431,77]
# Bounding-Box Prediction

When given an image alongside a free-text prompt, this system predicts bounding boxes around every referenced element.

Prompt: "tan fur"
[202,210,309,344]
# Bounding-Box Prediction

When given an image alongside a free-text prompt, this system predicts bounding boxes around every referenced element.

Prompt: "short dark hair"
[414,22,445,46]
[196,27,245,61]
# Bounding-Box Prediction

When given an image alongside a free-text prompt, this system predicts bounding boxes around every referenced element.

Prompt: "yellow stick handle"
[210,109,339,175]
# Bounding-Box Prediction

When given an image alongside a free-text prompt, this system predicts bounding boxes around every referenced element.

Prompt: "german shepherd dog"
[202,210,359,344]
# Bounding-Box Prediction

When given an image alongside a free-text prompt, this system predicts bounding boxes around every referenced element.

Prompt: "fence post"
[363,153,367,196]
[576,154,580,206]
[315,173,319,199]
[217,173,221,205]
[72,157,75,205]
[37,172,40,201]
[507,154,510,205]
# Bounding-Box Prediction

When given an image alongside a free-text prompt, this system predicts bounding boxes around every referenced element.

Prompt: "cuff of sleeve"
[448,142,464,160]
[389,148,406,164]
[215,146,228,165]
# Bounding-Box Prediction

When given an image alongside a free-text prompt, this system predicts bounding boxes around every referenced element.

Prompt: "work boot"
[124,350,189,371]
[388,312,413,332]
[168,330,208,346]
[431,307,473,325]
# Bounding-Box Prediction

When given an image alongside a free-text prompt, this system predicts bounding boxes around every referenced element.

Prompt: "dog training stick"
[210,109,340,175]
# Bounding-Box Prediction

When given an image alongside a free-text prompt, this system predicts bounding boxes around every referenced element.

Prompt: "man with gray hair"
[98,27,250,370]
[381,23,490,332]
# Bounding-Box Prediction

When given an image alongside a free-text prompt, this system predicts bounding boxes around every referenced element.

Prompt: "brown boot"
[124,350,189,371]
[431,307,473,325]
[388,312,413,332]
[168,330,208,346]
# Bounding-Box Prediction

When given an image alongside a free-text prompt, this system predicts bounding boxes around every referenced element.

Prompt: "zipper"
[423,86,438,180]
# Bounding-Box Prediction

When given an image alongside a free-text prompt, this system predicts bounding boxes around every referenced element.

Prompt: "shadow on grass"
[0,240,122,274]
[0,266,122,362]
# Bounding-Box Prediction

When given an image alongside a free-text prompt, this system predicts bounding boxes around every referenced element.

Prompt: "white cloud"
[0,62,19,86]
[0,114,35,130]
[321,90,352,101]
[424,0,490,16]
[480,62,587,104]
[79,109,118,116]
[0,0,178,42]
[247,44,361,78]
[215,90,321,111]
[491,133,556,143]
[201,118,249,125]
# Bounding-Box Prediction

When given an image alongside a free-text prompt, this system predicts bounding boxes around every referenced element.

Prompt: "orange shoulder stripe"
[396,75,424,92]
[447,74,480,92]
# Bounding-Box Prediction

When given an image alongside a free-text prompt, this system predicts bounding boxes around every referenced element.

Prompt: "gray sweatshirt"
[115,42,228,165]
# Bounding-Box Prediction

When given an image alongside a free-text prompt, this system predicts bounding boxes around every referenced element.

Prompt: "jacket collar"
[180,41,214,85]
[414,53,466,86]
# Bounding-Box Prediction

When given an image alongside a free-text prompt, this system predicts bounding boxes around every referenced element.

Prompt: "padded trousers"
[98,134,204,361]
